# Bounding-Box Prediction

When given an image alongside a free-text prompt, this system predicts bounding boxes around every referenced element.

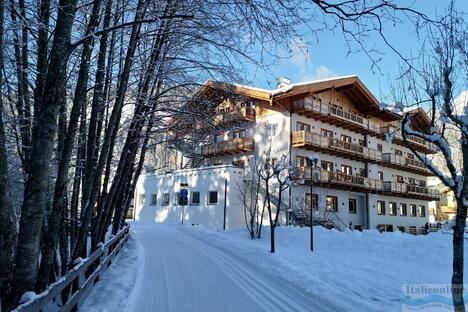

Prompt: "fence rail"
[12,225,131,312]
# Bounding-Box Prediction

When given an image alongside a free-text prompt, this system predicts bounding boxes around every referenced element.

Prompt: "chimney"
[276,77,291,89]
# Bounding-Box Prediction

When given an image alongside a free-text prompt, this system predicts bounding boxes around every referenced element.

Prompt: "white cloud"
[286,38,335,83]
[313,65,334,79]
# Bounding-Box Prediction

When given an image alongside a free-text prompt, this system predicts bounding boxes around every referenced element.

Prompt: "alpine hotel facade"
[135,75,440,234]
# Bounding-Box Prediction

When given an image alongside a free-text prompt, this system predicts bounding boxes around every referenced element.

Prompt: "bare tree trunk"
[12,0,78,301]
[33,0,51,115]
[0,1,17,308]
[35,0,102,291]
[8,0,31,174]
[72,0,148,261]
[452,198,466,311]
[82,0,113,208]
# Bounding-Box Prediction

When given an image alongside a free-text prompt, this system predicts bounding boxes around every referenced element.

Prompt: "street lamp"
[307,154,319,251]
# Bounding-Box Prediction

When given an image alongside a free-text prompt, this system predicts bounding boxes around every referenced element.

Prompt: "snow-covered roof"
[269,75,358,96]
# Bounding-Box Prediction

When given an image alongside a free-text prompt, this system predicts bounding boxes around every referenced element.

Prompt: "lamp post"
[307,154,319,251]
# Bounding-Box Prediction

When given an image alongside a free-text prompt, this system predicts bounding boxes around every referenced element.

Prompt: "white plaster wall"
[134,165,246,230]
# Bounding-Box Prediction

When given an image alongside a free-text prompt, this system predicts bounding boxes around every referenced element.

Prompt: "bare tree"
[389,6,467,310]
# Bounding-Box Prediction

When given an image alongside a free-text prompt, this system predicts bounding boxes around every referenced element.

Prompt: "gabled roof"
[196,76,401,121]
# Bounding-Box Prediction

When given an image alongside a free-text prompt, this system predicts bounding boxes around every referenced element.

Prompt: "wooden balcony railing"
[292,98,381,135]
[292,131,382,162]
[380,126,437,154]
[381,153,432,176]
[294,167,383,192]
[292,97,438,154]
[202,137,254,157]
[214,107,255,124]
[294,167,439,199]
[383,181,440,200]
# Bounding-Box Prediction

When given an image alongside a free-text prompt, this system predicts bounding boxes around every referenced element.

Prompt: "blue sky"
[247,0,467,102]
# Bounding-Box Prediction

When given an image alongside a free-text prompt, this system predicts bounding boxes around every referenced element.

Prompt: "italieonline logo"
[402,284,468,311]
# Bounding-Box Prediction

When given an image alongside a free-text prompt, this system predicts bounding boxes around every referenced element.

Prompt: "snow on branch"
[402,114,463,196]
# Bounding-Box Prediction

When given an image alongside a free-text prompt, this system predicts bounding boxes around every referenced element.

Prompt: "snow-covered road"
[129,223,327,312]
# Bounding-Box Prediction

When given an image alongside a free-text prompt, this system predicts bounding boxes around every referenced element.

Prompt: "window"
[150,194,157,206]
[232,160,245,168]
[296,122,310,132]
[349,199,357,214]
[407,154,414,159]
[305,193,319,210]
[214,133,224,143]
[419,205,426,217]
[389,202,397,216]
[377,144,383,152]
[266,124,278,136]
[358,168,366,177]
[408,178,415,185]
[139,194,146,205]
[321,161,334,172]
[321,129,333,138]
[377,201,385,215]
[358,139,365,147]
[396,175,404,183]
[341,135,352,143]
[410,204,417,216]
[296,156,307,168]
[326,196,338,212]
[400,203,407,216]
[341,165,352,175]
[162,193,170,206]
[395,149,403,156]
[378,171,384,181]
[191,191,200,205]
[208,191,218,205]
[232,129,246,139]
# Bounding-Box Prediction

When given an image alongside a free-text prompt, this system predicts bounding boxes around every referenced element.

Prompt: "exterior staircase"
[291,208,348,231]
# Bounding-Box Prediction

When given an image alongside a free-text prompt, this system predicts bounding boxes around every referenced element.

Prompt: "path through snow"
[129,223,331,312]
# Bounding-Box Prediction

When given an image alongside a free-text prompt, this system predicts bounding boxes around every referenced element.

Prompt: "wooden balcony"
[202,137,254,157]
[380,126,437,154]
[294,167,383,193]
[293,167,440,200]
[292,98,381,136]
[214,107,255,125]
[291,131,382,163]
[292,97,437,154]
[382,181,440,201]
[381,153,433,176]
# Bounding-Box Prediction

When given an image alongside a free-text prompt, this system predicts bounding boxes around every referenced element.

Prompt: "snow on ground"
[81,222,463,311]
[79,233,144,312]
[189,225,459,311]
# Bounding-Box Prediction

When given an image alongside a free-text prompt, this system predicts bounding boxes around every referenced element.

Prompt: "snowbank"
[186,225,460,311]
[79,233,143,312]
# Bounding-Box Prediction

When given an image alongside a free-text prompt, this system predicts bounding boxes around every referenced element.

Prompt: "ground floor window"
[139,194,146,205]
[191,191,200,205]
[419,205,426,217]
[397,226,405,233]
[162,193,170,206]
[305,193,319,210]
[150,194,157,206]
[326,196,338,212]
[349,199,357,214]
[377,201,385,215]
[389,202,397,216]
[208,191,218,205]
[399,203,407,216]
[410,204,417,216]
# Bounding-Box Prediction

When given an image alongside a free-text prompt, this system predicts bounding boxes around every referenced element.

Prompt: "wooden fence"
[12,225,131,312]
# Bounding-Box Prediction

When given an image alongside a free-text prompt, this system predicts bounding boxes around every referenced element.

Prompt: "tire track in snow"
[177,227,324,312]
